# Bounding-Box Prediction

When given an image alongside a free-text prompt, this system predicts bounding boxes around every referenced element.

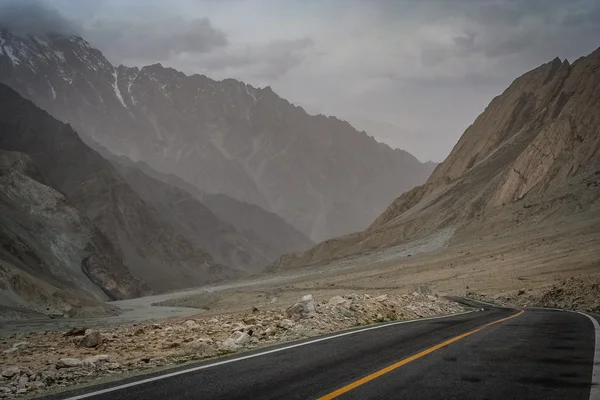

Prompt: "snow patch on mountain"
[113,69,127,109]
[3,44,20,65]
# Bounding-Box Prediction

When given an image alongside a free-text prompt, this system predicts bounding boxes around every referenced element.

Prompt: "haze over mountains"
[275,47,600,268]
[0,18,598,322]
[0,29,436,242]
[0,27,437,318]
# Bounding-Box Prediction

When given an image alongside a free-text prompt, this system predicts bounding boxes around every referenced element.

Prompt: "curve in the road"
[318,310,524,400]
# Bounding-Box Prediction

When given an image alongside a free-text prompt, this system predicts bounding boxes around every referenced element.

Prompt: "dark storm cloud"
[196,37,314,80]
[86,16,228,64]
[0,0,80,37]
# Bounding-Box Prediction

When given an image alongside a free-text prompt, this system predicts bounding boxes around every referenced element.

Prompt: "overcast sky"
[2,0,599,161]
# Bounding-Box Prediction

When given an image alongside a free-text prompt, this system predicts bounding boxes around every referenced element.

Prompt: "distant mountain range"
[0,29,435,242]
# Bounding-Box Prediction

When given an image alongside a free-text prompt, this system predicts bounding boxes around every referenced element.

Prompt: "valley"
[0,4,598,398]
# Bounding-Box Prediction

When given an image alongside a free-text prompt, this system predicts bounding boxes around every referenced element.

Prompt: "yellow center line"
[317,310,524,400]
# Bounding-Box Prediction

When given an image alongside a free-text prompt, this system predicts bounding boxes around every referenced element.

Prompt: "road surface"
[44,300,599,400]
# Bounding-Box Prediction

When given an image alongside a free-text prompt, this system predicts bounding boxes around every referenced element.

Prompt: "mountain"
[108,156,313,269]
[107,157,313,256]
[0,149,149,319]
[0,84,242,293]
[274,48,600,268]
[0,29,434,242]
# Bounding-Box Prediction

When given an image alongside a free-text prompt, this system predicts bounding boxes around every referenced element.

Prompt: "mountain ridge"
[0,29,435,241]
[0,83,243,293]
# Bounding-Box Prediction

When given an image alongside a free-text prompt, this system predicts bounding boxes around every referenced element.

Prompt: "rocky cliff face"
[275,47,600,268]
[0,84,242,292]
[0,150,148,319]
[0,29,434,241]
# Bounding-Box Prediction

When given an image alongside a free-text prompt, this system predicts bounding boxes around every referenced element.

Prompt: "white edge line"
[578,311,600,400]
[64,309,474,399]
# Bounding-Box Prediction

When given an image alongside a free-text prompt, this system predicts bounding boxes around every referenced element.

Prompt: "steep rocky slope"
[0,151,148,319]
[0,84,242,292]
[0,29,435,241]
[109,157,313,261]
[275,47,600,268]
[110,157,311,269]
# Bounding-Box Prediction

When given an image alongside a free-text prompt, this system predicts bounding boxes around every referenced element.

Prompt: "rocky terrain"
[275,47,600,268]
[0,29,435,242]
[0,84,252,296]
[0,292,464,398]
[468,277,600,313]
[0,148,148,320]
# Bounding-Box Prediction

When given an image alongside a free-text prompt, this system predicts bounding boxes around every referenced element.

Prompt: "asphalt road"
[45,300,599,400]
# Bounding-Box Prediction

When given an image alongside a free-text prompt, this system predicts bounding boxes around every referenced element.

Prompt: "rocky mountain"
[108,156,312,269]
[0,150,149,320]
[108,157,313,255]
[275,47,600,268]
[0,84,242,293]
[0,29,435,242]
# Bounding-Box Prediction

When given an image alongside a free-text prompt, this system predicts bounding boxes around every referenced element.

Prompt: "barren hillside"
[275,48,600,269]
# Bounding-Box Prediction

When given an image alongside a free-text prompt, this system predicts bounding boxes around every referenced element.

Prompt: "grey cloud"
[0,0,80,37]
[83,17,228,65]
[196,37,314,80]
[410,0,600,75]
[454,32,476,50]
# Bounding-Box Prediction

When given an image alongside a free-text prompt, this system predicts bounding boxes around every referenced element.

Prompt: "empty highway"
[45,300,599,400]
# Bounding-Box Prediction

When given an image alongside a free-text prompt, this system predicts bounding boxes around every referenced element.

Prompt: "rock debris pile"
[0,292,463,398]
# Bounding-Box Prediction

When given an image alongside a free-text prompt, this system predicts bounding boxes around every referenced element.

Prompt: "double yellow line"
[318,310,524,400]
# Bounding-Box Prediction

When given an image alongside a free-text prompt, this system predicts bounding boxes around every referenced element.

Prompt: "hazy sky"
[2,0,599,161]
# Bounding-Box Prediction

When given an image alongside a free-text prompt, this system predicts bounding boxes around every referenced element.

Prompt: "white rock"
[231,331,251,345]
[262,327,277,337]
[56,358,83,368]
[286,294,317,320]
[328,296,352,309]
[277,319,295,330]
[375,294,388,302]
[183,320,200,330]
[219,338,239,352]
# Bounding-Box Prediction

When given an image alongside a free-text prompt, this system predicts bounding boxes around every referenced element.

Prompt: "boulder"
[183,320,200,330]
[181,341,218,357]
[56,358,83,369]
[328,296,352,309]
[1,366,20,378]
[220,331,251,351]
[219,339,238,352]
[80,330,103,348]
[230,331,251,345]
[286,294,317,320]
[277,319,295,330]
